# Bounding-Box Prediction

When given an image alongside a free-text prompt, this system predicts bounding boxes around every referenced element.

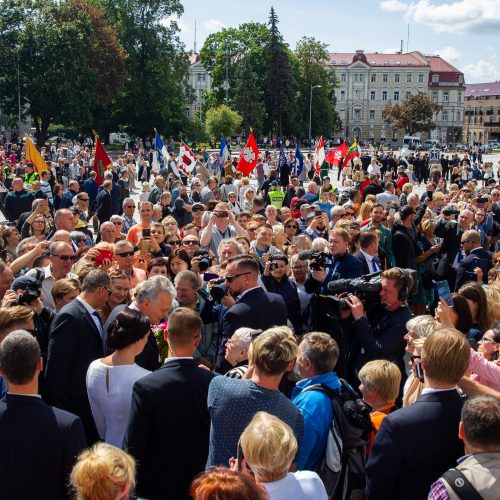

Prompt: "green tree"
[294,36,341,140]
[265,7,294,137]
[383,92,442,135]
[0,0,126,145]
[205,105,242,139]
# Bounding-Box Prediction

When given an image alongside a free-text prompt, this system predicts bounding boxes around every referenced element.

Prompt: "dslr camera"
[309,251,335,271]
[209,277,228,301]
[193,249,212,272]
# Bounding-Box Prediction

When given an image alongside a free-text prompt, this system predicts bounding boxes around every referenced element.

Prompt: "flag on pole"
[236,131,259,176]
[340,140,360,169]
[217,137,229,179]
[178,141,197,173]
[314,136,325,175]
[93,136,112,185]
[25,136,47,174]
[325,141,348,167]
[277,142,287,175]
[294,144,303,177]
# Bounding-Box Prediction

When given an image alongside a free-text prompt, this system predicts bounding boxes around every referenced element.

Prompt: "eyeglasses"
[192,207,204,212]
[164,221,177,226]
[345,212,355,216]
[126,205,136,209]
[494,259,500,264]
[51,254,77,261]
[112,220,123,225]
[101,286,112,295]
[168,240,181,246]
[292,265,307,270]
[182,240,199,246]
[480,336,498,344]
[224,271,252,282]
[115,251,134,257]
[285,224,298,229]
[33,219,45,224]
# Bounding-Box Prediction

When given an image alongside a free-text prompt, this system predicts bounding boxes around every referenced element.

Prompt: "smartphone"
[427,190,433,201]
[203,272,219,282]
[95,249,113,266]
[237,442,244,472]
[389,208,396,217]
[139,239,150,255]
[414,361,425,383]
[434,280,453,307]
[142,228,151,238]
[314,210,323,217]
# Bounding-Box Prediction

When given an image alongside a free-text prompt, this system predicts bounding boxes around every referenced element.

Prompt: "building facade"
[329,50,465,143]
[464,82,500,144]
[187,53,212,120]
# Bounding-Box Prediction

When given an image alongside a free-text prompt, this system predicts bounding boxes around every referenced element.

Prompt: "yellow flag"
[25,136,47,174]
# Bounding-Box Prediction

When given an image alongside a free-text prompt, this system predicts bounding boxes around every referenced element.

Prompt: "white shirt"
[264,471,328,500]
[360,250,379,273]
[76,296,103,338]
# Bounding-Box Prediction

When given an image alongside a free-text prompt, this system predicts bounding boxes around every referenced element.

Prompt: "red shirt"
[396,175,409,191]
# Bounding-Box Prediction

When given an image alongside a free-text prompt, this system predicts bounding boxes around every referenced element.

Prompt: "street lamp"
[309,84,322,148]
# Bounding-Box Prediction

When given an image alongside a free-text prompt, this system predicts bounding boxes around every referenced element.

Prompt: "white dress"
[264,471,328,500]
[86,360,150,447]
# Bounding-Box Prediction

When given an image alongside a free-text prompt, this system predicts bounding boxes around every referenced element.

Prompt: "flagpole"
[308,85,322,149]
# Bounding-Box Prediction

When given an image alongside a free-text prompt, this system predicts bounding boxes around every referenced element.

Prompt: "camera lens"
[210,284,228,301]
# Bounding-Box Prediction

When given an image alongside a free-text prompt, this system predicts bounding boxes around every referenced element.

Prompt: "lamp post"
[308,84,321,148]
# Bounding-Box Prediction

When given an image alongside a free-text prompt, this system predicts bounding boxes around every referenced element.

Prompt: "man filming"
[343,268,413,388]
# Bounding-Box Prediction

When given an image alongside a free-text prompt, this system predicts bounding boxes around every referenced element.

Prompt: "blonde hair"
[240,412,297,482]
[250,326,297,375]
[406,315,440,340]
[483,284,500,323]
[141,182,151,192]
[358,201,373,221]
[358,360,401,403]
[0,306,34,337]
[422,328,470,384]
[70,443,136,500]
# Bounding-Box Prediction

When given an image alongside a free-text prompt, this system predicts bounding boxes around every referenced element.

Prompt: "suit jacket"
[434,219,465,277]
[45,298,103,443]
[124,359,217,500]
[392,223,418,269]
[455,246,491,291]
[354,251,371,275]
[366,390,465,500]
[216,287,288,371]
[0,394,86,499]
[95,188,112,223]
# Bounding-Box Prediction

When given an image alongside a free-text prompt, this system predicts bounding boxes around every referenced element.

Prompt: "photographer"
[343,268,413,388]
[304,228,363,295]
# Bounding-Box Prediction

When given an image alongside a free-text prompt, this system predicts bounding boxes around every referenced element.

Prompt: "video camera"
[16,269,45,306]
[298,250,335,271]
[209,277,228,301]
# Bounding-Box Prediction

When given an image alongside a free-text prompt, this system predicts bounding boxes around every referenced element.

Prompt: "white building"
[187,53,211,120]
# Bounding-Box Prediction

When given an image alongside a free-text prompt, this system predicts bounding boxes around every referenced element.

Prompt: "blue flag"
[278,143,287,174]
[155,131,164,157]
[218,136,229,178]
[294,144,303,177]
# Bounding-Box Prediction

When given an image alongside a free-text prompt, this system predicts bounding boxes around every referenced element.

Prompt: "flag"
[294,144,303,177]
[326,141,348,167]
[340,140,360,169]
[217,136,229,180]
[314,136,325,175]
[178,141,197,173]
[25,136,47,174]
[277,143,287,175]
[236,131,259,176]
[93,136,112,185]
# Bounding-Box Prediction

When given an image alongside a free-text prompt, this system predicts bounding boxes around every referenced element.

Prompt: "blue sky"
[171,0,500,83]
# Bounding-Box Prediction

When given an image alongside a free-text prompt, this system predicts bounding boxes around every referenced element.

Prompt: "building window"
[370,90,376,100]
[406,91,411,99]
[458,93,462,103]
[456,111,460,121]
[382,91,388,101]
[197,73,205,82]
[442,111,448,121]
[341,73,347,82]
[419,73,424,83]
[395,73,400,83]
[355,89,362,100]
[407,73,412,83]
[354,109,362,120]
[370,109,375,119]
[371,74,376,82]
[359,73,364,82]
[432,74,439,83]
[383,73,388,83]
[354,73,359,82]
[394,91,400,101]
[432,91,438,103]
[443,91,449,103]
[340,90,346,101]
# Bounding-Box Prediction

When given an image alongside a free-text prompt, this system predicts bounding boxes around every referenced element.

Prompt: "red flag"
[93,136,112,185]
[178,141,197,173]
[314,136,325,175]
[340,140,360,170]
[236,131,259,176]
[325,141,348,167]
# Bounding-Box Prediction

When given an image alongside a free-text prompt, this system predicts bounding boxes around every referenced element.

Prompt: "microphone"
[298,249,315,260]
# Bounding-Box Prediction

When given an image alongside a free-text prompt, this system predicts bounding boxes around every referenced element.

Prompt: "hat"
[270,180,279,187]
[12,275,39,292]
[300,204,312,211]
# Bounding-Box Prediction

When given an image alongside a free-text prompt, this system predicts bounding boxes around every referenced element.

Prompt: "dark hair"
[253,196,265,208]
[0,331,40,384]
[270,253,288,265]
[227,255,259,274]
[167,248,191,280]
[400,205,415,220]
[451,293,474,334]
[461,396,500,448]
[106,309,150,350]
[147,257,168,273]
[458,282,490,333]
[81,270,111,293]
[359,230,378,250]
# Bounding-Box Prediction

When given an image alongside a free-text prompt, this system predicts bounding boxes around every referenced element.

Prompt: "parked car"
[109,132,131,144]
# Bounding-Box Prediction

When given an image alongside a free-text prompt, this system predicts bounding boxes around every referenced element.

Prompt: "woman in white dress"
[86,309,151,447]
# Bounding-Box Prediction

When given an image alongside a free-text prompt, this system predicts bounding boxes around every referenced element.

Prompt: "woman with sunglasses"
[283,217,299,245]
[468,322,500,392]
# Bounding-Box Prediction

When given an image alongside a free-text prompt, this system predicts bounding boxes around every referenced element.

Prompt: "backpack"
[302,379,373,500]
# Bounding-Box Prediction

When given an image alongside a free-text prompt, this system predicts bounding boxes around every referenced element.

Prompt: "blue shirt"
[292,372,341,470]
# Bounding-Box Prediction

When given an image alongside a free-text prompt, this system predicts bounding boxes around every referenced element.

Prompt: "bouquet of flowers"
[153,322,169,363]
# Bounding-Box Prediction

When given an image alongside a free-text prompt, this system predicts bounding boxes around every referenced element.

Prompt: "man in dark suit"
[215,255,288,372]
[82,171,99,213]
[455,229,491,290]
[434,208,473,289]
[366,329,470,500]
[95,179,113,224]
[45,270,111,443]
[60,180,80,209]
[124,308,217,500]
[354,230,382,275]
[0,330,86,499]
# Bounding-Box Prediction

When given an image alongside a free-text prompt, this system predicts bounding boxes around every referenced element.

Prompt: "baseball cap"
[300,204,312,211]
[12,275,40,292]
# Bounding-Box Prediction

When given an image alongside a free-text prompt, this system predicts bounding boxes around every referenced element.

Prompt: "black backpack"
[302,379,373,500]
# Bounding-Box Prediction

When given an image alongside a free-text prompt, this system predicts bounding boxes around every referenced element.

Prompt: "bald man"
[455,229,491,290]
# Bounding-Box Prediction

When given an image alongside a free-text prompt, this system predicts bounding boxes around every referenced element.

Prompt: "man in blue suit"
[455,229,491,291]
[366,328,470,500]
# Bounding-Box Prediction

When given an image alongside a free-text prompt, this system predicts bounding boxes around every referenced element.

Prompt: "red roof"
[465,82,500,98]
[424,55,461,73]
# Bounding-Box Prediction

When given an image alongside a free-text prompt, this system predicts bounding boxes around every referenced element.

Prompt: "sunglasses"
[345,212,355,216]
[224,271,251,282]
[480,336,498,344]
[78,198,89,201]
[112,221,123,225]
[51,254,77,261]
[115,251,135,257]
[285,224,298,229]
[192,207,204,212]
[182,240,199,246]
[168,240,181,245]
[126,205,136,209]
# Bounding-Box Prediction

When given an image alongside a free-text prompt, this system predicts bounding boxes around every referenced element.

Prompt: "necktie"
[92,311,104,338]
[372,257,381,272]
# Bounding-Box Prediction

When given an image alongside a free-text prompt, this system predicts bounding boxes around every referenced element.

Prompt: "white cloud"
[462,60,500,82]
[380,0,409,11]
[406,0,500,35]
[383,47,400,54]
[204,19,225,32]
[161,16,191,34]
[435,46,461,63]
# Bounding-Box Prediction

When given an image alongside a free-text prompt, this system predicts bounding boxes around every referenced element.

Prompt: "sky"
[170,0,500,84]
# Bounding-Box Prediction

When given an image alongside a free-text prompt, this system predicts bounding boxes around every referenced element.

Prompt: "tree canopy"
[205,105,242,139]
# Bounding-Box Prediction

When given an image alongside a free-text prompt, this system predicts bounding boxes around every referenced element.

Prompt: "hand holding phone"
[434,280,453,307]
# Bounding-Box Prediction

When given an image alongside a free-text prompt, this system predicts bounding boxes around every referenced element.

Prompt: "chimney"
[400,40,404,54]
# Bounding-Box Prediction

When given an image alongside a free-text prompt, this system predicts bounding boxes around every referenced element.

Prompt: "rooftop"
[329,51,425,67]
[465,82,500,97]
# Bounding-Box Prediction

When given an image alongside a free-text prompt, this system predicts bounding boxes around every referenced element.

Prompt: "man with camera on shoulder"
[342,267,413,389]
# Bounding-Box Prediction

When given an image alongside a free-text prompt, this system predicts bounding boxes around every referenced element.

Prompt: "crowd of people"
[0,136,499,500]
